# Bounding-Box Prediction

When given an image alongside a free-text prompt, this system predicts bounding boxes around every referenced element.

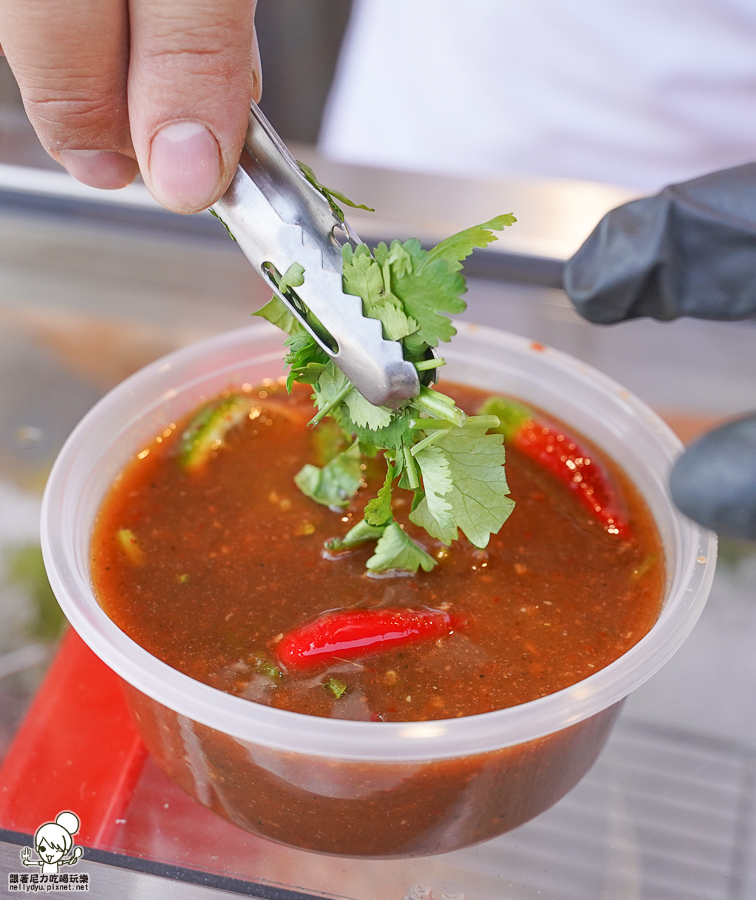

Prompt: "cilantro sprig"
[254,180,516,574]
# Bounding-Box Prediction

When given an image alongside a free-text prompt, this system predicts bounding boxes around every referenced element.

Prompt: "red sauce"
[91,381,664,723]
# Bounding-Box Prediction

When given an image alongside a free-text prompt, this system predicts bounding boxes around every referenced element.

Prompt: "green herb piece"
[178,573,190,584]
[209,208,237,241]
[364,462,395,527]
[249,651,282,681]
[411,386,466,427]
[325,518,387,551]
[410,419,514,548]
[324,676,348,699]
[337,408,415,454]
[294,439,363,508]
[253,164,517,575]
[479,396,533,440]
[311,418,350,466]
[366,523,435,575]
[254,295,301,336]
[297,161,374,224]
[278,262,305,292]
[344,389,393,431]
[408,445,456,545]
[414,357,444,372]
[424,214,516,272]
[117,528,144,565]
[284,332,330,391]
[342,244,418,341]
[179,395,254,470]
[392,256,467,347]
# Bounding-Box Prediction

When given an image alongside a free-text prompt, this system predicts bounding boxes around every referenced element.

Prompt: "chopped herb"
[367,523,436,575]
[254,294,301,337]
[325,518,387,551]
[278,262,305,293]
[324,676,348,699]
[364,462,396,527]
[250,162,517,574]
[209,208,237,242]
[250,651,282,681]
[294,439,363,509]
[297,161,375,225]
[117,528,144,565]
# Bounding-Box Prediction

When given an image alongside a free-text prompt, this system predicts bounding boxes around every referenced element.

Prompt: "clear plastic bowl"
[41,322,717,858]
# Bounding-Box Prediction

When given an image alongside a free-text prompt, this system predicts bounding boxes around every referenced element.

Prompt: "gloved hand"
[563,164,756,540]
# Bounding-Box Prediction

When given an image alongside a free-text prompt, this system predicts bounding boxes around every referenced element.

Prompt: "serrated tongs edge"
[211,102,420,408]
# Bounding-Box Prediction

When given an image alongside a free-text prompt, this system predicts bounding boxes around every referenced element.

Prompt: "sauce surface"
[91,380,664,722]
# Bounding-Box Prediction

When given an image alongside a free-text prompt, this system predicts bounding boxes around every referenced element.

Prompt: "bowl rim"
[41,321,718,761]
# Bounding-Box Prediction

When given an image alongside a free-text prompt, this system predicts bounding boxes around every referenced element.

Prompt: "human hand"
[563,164,756,540]
[0,0,261,214]
[20,846,31,865]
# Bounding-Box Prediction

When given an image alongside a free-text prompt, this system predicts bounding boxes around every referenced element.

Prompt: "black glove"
[563,164,756,540]
[564,163,756,323]
[670,415,756,541]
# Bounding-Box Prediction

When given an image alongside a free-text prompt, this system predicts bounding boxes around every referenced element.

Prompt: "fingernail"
[58,150,139,190]
[149,121,221,213]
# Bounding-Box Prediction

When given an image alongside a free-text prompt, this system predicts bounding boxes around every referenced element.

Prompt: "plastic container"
[41,322,717,858]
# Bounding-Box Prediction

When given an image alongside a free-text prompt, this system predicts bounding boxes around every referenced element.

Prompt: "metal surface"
[213,102,418,407]
[0,832,333,899]
[0,110,642,289]
[1,143,756,897]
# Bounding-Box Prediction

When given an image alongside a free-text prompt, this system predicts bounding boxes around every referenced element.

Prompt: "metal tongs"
[211,102,420,407]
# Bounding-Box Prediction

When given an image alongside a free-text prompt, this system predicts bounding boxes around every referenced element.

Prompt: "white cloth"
[320,0,756,191]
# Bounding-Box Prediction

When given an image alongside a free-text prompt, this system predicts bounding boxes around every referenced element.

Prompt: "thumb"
[670,412,756,540]
[128,0,260,214]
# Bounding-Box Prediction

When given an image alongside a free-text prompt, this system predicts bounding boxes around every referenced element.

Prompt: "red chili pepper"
[276,608,459,671]
[482,397,630,539]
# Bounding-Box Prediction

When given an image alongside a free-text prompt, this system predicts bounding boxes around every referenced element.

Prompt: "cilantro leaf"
[255,295,301,336]
[311,362,353,424]
[366,523,436,574]
[324,677,348,699]
[279,262,305,292]
[209,208,236,241]
[364,462,395,526]
[325,518,386,550]
[409,445,456,545]
[248,157,520,575]
[386,240,417,279]
[371,301,419,342]
[344,389,393,430]
[284,332,329,391]
[311,418,350,465]
[410,420,514,547]
[342,244,384,306]
[294,439,362,508]
[342,244,418,342]
[336,408,415,453]
[297,161,374,224]
[424,215,516,273]
[393,257,467,347]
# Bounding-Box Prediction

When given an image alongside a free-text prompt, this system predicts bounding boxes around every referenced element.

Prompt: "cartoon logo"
[9,811,89,892]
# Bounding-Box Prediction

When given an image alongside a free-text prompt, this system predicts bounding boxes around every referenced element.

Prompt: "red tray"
[0,629,148,846]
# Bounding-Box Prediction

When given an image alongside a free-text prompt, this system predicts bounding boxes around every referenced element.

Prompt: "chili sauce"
[91,380,664,722]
